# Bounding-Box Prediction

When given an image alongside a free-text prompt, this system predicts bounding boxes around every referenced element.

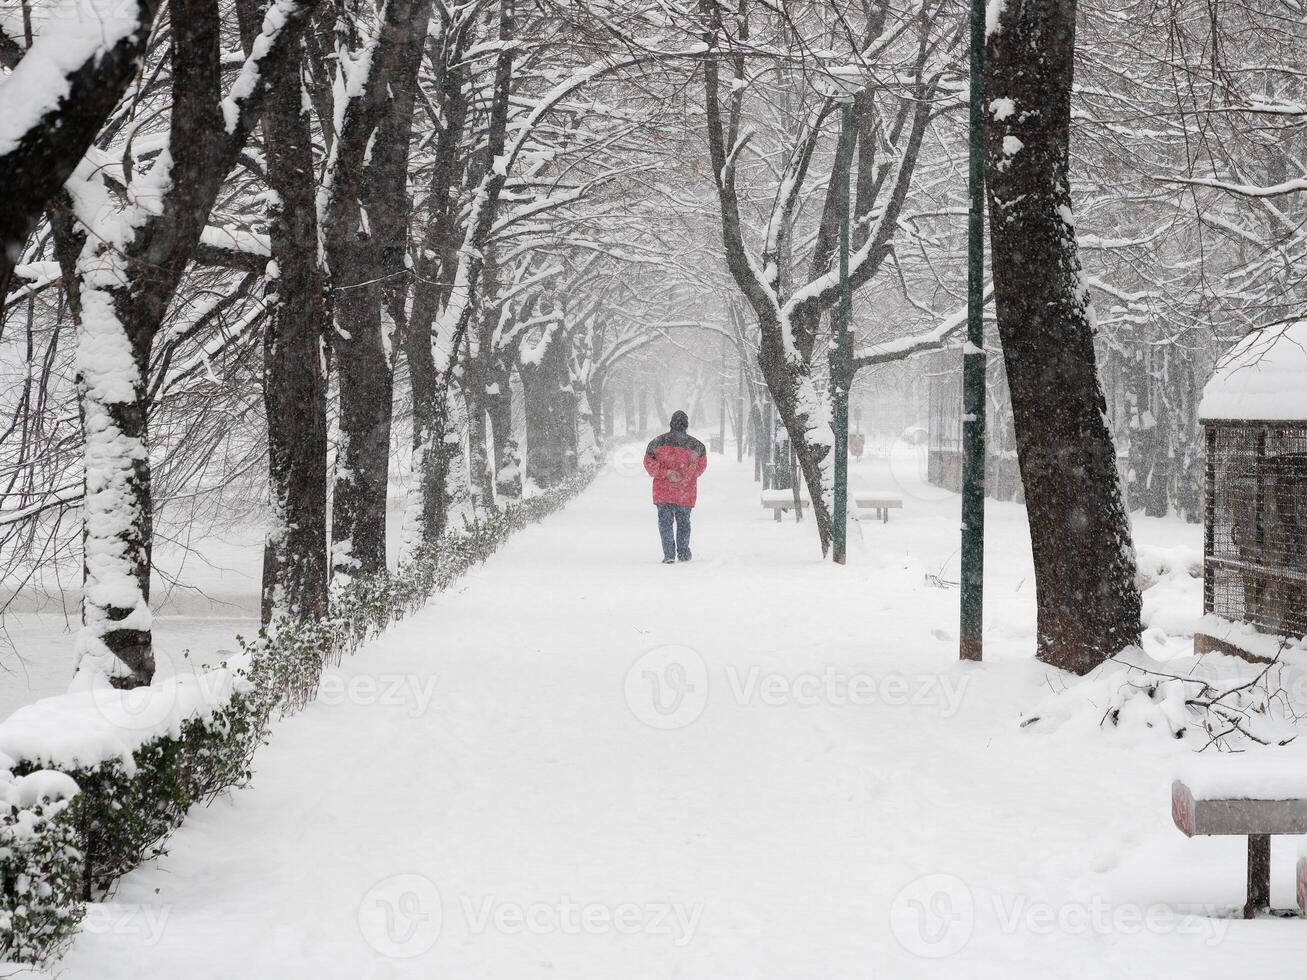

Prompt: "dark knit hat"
[670,410,689,431]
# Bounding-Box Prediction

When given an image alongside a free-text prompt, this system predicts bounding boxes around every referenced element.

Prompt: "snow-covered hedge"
[0,653,278,968]
[0,767,82,963]
[0,467,597,966]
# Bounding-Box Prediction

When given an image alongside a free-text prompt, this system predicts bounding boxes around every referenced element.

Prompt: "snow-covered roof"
[1198,321,1307,422]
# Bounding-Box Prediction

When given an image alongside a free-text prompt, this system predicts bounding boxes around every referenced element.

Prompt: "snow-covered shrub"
[0,766,83,966]
[242,616,339,713]
[1020,644,1306,748]
[0,655,272,924]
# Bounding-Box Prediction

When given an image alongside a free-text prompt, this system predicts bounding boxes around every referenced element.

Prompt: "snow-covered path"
[64,450,1307,978]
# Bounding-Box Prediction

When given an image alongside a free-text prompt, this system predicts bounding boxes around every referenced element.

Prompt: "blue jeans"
[656,503,693,561]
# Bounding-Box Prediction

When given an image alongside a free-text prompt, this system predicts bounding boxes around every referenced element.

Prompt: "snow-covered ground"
[53,446,1307,977]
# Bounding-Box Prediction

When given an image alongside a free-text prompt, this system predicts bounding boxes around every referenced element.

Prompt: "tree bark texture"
[983,0,1142,672]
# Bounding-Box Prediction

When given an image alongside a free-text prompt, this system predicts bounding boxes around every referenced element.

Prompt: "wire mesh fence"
[1204,422,1307,638]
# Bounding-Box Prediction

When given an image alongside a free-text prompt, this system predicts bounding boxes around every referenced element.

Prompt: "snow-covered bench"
[855,494,903,523]
[759,490,903,523]
[1172,757,1307,917]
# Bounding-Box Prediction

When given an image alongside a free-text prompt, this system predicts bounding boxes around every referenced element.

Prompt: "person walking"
[643,410,708,563]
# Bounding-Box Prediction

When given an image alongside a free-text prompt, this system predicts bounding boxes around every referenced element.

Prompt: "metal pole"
[718,335,727,453]
[737,350,745,463]
[959,0,986,660]
[832,101,854,565]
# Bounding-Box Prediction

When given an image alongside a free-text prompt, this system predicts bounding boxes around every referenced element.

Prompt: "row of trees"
[571,0,1305,673]
[2,0,1301,682]
[0,0,703,688]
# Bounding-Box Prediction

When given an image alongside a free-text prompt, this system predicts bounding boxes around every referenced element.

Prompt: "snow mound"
[1195,613,1307,658]
[1136,543,1204,639]
[1020,647,1191,739]
[0,654,252,772]
[0,767,79,810]
[1199,320,1307,421]
[1019,646,1304,749]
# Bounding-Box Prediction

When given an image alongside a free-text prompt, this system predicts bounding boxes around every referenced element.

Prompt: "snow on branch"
[219,0,313,137]
[195,225,272,272]
[0,0,156,293]
[852,283,993,369]
[1164,174,1307,198]
[0,0,150,158]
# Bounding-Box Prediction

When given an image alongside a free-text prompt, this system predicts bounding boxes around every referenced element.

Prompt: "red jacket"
[644,430,708,506]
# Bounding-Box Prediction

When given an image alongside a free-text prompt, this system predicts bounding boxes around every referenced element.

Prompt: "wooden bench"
[759,490,903,523]
[1173,761,1307,917]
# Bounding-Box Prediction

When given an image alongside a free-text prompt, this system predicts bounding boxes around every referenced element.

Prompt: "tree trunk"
[522,328,574,488]
[405,374,458,554]
[256,32,328,623]
[462,250,501,507]
[405,0,513,544]
[585,369,607,454]
[756,317,834,552]
[736,356,745,461]
[66,0,317,686]
[403,48,468,550]
[623,387,636,435]
[602,388,615,443]
[331,270,393,579]
[325,0,432,580]
[486,361,522,500]
[465,383,493,507]
[78,353,154,687]
[651,380,668,432]
[984,0,1141,673]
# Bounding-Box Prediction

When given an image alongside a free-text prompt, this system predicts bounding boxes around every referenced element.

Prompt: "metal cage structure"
[1203,421,1307,638]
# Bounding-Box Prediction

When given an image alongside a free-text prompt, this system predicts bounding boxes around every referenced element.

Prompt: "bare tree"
[322,0,434,582]
[983,0,1141,673]
[236,0,329,623]
[53,0,319,687]
[694,0,948,554]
